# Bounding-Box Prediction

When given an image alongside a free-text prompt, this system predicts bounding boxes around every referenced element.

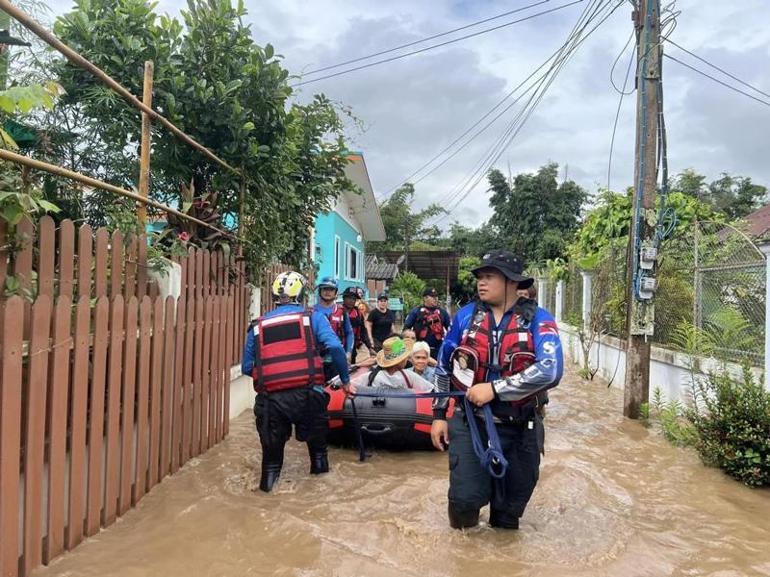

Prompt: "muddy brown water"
[33,368,770,577]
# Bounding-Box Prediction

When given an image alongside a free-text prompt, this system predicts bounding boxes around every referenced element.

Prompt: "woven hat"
[376,336,413,368]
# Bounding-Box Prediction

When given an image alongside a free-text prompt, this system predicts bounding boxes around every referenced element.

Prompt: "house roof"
[343,153,386,242]
[366,255,399,280]
[381,250,461,284]
[742,203,770,239]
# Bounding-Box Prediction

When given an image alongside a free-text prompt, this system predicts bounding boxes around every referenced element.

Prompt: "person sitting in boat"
[356,336,434,392]
[402,329,437,370]
[411,341,436,382]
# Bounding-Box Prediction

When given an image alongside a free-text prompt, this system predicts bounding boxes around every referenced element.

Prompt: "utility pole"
[624,0,661,418]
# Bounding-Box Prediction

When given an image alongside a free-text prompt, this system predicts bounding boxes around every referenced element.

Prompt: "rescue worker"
[404,287,451,359]
[341,286,375,364]
[313,277,354,381]
[430,250,563,530]
[242,271,355,493]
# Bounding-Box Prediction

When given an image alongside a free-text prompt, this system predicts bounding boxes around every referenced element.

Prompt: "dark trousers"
[253,387,330,468]
[447,411,542,519]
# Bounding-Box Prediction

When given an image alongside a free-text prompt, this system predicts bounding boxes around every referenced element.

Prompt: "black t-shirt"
[367,309,395,345]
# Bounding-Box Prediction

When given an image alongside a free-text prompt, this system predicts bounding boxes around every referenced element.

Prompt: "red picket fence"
[0,217,250,577]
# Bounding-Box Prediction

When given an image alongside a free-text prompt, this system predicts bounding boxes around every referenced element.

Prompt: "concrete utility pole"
[624,0,661,418]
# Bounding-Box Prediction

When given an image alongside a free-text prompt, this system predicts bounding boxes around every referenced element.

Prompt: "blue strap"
[340,388,508,479]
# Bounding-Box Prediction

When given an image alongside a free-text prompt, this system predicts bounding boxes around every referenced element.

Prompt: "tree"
[366,183,445,256]
[389,271,426,312]
[444,222,502,258]
[487,163,586,266]
[38,0,352,270]
[672,169,768,220]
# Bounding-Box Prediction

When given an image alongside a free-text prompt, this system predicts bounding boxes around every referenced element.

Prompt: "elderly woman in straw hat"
[353,336,434,392]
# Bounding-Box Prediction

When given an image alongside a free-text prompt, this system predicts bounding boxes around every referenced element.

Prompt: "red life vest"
[326,303,347,347]
[450,304,536,404]
[345,305,364,346]
[415,307,445,340]
[251,311,324,393]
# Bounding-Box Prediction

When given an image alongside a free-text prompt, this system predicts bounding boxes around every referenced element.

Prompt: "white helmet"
[271,271,307,303]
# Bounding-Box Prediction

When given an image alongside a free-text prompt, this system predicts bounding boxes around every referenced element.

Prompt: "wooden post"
[624,0,661,418]
[138,60,154,225]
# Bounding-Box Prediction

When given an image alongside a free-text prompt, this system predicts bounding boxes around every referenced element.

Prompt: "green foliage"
[444,222,502,258]
[367,183,445,254]
[390,271,426,312]
[0,81,62,116]
[487,163,586,266]
[43,0,352,272]
[674,169,768,219]
[454,255,480,303]
[690,365,770,487]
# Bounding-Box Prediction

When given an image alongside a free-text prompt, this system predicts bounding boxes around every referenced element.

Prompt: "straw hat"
[376,336,413,368]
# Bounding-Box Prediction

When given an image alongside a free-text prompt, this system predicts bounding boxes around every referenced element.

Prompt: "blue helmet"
[317,276,338,292]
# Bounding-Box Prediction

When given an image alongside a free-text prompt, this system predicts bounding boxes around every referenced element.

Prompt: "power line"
[304,0,551,76]
[664,53,770,108]
[608,32,636,191]
[381,0,608,202]
[434,0,611,218]
[664,38,770,100]
[433,0,624,223]
[292,0,586,87]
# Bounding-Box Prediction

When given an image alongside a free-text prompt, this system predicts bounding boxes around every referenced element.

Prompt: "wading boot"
[448,502,480,529]
[489,508,519,529]
[309,450,329,475]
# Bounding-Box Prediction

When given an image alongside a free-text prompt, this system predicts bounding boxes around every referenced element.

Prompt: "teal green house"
[312,152,385,299]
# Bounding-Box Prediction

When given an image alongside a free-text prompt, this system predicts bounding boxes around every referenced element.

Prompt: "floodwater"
[34,368,770,577]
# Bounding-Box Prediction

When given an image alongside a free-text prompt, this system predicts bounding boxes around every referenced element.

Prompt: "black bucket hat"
[471,249,534,289]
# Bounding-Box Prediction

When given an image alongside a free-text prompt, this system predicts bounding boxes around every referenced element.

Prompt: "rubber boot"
[489,508,519,529]
[309,450,329,475]
[259,461,282,492]
[448,502,480,529]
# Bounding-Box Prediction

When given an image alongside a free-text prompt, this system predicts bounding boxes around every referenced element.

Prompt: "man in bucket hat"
[430,249,563,530]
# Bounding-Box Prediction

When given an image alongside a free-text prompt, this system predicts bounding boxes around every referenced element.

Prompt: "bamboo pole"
[0,0,240,175]
[0,148,239,240]
[138,60,154,225]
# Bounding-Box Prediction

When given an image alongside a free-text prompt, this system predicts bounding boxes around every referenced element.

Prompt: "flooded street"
[34,367,770,577]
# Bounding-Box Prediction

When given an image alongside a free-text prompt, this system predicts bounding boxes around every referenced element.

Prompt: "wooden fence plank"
[182,287,195,463]
[148,297,164,489]
[171,296,186,473]
[209,296,221,446]
[223,294,234,438]
[77,224,93,302]
[216,295,227,441]
[104,295,125,526]
[85,297,109,538]
[110,230,123,299]
[210,252,218,296]
[159,296,175,479]
[136,236,147,298]
[23,296,52,574]
[38,215,56,299]
[192,291,204,456]
[134,297,152,503]
[94,228,109,299]
[67,296,91,550]
[58,220,75,300]
[0,297,23,577]
[45,296,72,563]
[200,297,213,451]
[203,250,211,300]
[119,297,138,515]
[124,236,137,300]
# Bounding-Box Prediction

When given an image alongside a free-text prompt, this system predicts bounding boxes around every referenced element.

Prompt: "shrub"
[690,365,770,487]
[389,271,426,312]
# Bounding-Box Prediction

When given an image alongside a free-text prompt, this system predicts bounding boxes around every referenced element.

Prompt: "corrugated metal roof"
[366,255,399,280]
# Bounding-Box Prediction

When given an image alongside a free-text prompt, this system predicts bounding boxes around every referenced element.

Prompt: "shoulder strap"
[398,369,413,389]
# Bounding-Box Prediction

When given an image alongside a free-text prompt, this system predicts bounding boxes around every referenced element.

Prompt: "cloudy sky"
[50,0,770,227]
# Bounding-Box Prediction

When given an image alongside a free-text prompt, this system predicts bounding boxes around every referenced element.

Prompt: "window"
[334,236,340,278]
[345,244,361,280]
